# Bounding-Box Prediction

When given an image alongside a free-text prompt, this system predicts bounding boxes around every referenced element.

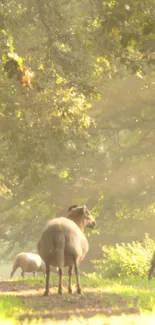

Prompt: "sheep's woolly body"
[11,252,45,277]
[38,217,89,268]
[37,205,95,295]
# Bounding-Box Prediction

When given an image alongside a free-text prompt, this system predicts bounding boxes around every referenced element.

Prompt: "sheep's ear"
[68,204,78,212]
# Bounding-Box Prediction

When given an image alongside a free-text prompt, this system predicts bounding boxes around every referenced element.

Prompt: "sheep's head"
[82,205,96,228]
[67,205,96,230]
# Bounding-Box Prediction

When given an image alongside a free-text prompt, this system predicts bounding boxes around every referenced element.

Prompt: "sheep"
[148,250,155,280]
[37,205,96,296]
[10,252,45,278]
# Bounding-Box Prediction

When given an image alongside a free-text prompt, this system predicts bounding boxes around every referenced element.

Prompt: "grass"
[83,274,155,312]
[9,274,155,311]
[0,295,23,324]
[1,274,155,324]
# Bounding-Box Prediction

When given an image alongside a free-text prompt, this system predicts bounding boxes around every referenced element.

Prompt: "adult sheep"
[148,250,155,280]
[10,252,45,278]
[38,205,96,296]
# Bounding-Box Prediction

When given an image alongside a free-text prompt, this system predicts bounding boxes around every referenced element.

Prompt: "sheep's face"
[68,205,96,229]
[82,205,96,229]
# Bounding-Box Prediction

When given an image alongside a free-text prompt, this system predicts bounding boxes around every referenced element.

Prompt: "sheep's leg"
[58,268,63,294]
[68,266,73,294]
[148,264,154,280]
[44,262,50,296]
[10,268,16,278]
[10,271,14,278]
[10,262,18,278]
[74,260,81,294]
[21,270,25,278]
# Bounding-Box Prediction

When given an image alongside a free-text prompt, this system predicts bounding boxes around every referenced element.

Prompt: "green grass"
[0,295,23,324]
[82,274,155,312]
[9,276,45,286]
[2,274,155,324]
[10,274,155,311]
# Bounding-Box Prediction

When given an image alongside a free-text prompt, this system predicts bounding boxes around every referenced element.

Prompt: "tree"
[1,0,155,263]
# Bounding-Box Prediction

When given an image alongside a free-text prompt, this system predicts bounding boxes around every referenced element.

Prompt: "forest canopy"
[1,0,155,262]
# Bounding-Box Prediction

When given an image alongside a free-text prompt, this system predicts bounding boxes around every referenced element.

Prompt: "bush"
[92,234,155,279]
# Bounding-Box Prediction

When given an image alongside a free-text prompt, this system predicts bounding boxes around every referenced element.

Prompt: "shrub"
[92,234,155,278]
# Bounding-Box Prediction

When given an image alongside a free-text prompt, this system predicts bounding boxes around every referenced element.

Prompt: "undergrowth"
[92,233,155,278]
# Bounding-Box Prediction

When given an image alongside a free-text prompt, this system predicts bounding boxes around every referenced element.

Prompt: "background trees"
[1,0,155,265]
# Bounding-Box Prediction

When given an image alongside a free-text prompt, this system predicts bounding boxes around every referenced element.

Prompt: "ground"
[0,276,155,324]
[0,279,139,324]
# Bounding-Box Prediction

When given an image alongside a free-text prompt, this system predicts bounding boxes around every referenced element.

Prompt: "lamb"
[37,205,96,296]
[148,250,155,280]
[10,252,45,278]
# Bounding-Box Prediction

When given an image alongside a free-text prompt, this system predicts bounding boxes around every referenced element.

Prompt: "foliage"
[92,234,155,278]
[1,0,155,260]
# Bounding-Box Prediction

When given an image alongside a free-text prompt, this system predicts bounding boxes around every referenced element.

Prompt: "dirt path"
[0,280,139,323]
